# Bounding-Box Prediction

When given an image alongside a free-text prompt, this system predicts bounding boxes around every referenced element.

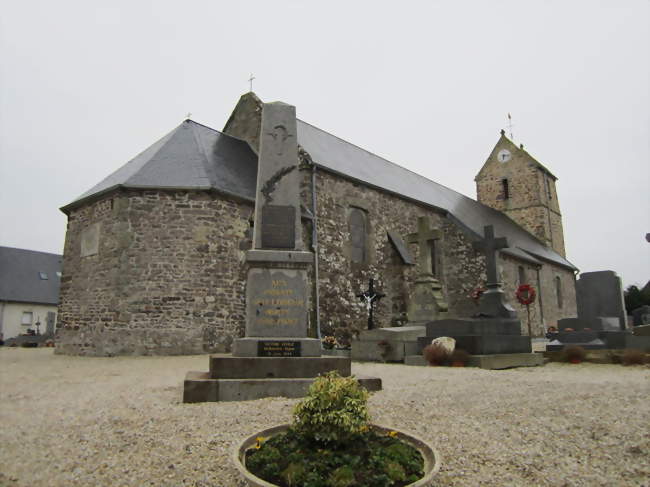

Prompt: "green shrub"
[293,371,370,446]
[423,343,450,366]
[622,348,647,366]
[564,345,586,363]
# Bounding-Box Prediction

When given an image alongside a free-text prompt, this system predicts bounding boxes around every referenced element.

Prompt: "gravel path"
[1,348,648,487]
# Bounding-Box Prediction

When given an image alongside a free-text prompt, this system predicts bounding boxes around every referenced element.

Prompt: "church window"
[502,179,509,199]
[21,311,33,325]
[518,266,526,285]
[349,207,368,264]
[555,276,563,309]
[546,177,552,200]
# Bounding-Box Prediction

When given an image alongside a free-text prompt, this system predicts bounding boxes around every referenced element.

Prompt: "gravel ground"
[0,348,648,487]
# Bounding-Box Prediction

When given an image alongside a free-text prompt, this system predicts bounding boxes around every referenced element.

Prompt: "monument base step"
[404,352,544,370]
[209,355,350,379]
[183,371,382,403]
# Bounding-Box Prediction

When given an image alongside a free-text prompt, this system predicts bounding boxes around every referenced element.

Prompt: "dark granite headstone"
[576,271,627,329]
[631,305,650,326]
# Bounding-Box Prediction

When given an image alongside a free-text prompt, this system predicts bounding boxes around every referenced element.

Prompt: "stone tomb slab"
[404,353,543,369]
[423,318,521,336]
[417,334,531,355]
[245,267,309,337]
[352,326,425,362]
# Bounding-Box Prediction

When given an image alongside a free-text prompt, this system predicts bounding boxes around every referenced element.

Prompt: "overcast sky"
[1,1,648,288]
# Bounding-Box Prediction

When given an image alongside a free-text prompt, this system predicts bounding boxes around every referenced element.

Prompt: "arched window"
[349,208,367,264]
[555,276,563,309]
[518,266,526,286]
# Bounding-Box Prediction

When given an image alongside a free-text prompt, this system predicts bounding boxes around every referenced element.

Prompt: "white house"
[0,247,62,342]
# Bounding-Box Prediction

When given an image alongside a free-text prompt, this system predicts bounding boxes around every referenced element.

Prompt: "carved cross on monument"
[356,279,385,330]
[472,225,508,286]
[471,225,516,318]
[406,217,442,277]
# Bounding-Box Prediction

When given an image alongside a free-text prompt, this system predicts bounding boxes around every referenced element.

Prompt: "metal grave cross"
[472,225,509,286]
[406,217,442,276]
[356,279,385,330]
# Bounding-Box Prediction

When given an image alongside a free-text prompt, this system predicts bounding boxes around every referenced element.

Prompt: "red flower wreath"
[470,286,486,303]
[516,284,536,306]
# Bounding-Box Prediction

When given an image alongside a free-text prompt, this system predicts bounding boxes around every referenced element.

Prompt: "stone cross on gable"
[406,217,442,276]
[473,225,508,286]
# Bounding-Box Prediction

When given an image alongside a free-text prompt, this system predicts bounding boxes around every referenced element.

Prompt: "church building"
[56,93,577,356]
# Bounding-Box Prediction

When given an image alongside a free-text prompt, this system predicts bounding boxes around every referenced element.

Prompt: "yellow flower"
[360,425,369,433]
[254,436,266,450]
[388,431,398,438]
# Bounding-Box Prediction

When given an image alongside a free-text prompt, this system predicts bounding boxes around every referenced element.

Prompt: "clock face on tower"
[497,149,511,163]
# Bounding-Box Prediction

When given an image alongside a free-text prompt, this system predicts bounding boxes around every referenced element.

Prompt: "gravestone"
[351,217,448,362]
[549,271,650,351]
[405,225,541,369]
[183,102,381,402]
[405,217,448,324]
[631,305,650,326]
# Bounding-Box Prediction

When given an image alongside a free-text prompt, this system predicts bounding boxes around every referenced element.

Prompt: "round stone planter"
[233,423,441,487]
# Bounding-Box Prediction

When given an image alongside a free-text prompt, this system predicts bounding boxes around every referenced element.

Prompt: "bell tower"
[475,130,566,257]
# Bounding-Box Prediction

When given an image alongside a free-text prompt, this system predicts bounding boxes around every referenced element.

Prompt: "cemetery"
[2,99,649,487]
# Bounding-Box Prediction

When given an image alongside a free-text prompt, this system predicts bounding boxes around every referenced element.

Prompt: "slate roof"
[0,247,62,305]
[62,110,576,271]
[62,120,258,210]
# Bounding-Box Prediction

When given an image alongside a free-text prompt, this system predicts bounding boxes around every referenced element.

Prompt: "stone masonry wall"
[310,168,575,338]
[310,169,489,338]
[476,141,566,257]
[57,190,253,356]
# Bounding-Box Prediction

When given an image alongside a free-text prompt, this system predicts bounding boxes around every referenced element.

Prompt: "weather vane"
[507,113,514,140]
[248,73,255,92]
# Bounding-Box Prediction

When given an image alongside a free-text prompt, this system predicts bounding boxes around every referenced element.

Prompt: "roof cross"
[249,73,255,92]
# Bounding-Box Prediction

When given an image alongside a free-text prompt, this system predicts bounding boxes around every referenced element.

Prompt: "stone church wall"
[310,168,576,339]
[57,170,577,356]
[57,190,252,356]
[309,169,489,338]
[499,254,577,335]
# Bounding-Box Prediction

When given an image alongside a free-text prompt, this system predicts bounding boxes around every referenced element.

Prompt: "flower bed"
[233,372,440,487]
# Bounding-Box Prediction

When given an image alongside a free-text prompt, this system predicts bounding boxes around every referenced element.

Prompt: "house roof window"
[39,272,48,280]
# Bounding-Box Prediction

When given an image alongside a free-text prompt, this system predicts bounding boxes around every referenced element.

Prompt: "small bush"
[293,371,369,446]
[622,349,647,366]
[449,349,470,366]
[423,343,450,366]
[564,345,586,363]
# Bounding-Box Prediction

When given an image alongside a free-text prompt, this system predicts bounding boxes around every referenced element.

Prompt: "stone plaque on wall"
[246,267,308,337]
[80,222,101,257]
[257,340,302,357]
[261,205,295,249]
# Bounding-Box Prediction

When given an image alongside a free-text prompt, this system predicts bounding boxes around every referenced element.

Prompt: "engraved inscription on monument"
[261,205,295,249]
[257,340,301,357]
[246,268,309,337]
